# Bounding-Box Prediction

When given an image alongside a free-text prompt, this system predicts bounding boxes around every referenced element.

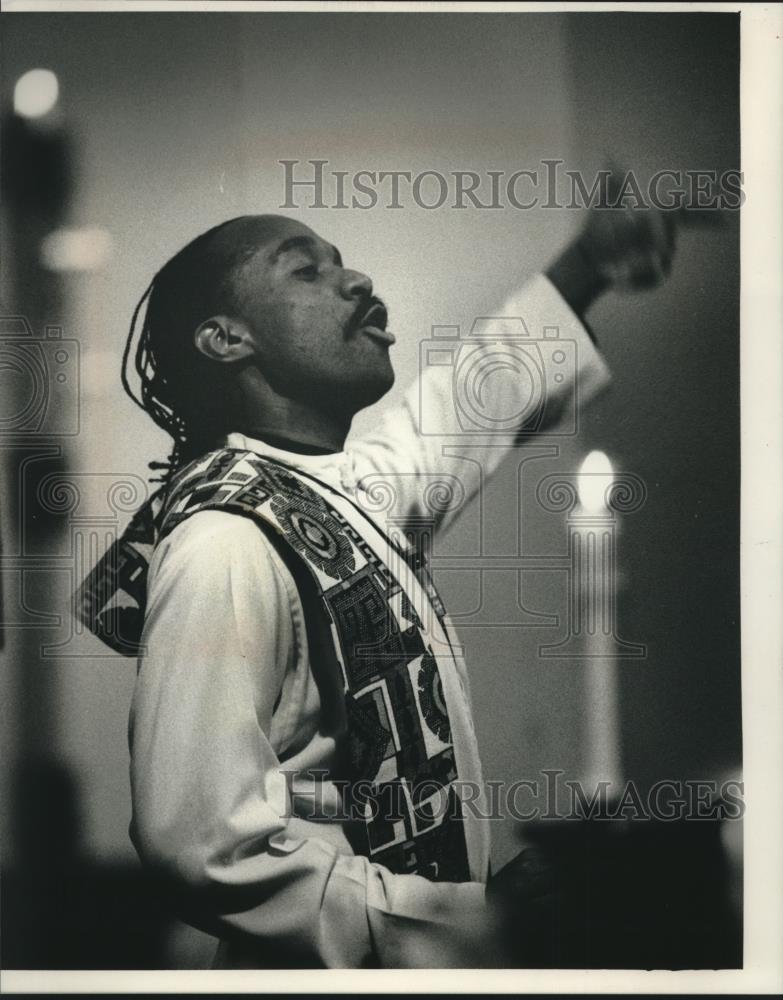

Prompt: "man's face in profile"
[228,215,396,413]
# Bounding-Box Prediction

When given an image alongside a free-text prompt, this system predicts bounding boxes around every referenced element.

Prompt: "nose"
[341,268,373,301]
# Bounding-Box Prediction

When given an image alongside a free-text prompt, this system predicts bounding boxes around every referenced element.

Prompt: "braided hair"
[121,216,259,495]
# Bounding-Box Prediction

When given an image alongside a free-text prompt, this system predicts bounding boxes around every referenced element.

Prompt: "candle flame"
[577,450,614,513]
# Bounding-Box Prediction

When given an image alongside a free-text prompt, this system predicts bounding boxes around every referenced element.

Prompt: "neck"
[242,430,337,456]
[231,370,352,454]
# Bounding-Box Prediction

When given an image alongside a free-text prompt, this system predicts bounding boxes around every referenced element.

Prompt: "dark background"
[1,11,741,968]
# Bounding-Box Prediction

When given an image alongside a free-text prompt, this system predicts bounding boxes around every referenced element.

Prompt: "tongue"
[363,326,395,344]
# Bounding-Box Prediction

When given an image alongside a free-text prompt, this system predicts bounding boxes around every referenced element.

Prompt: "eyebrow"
[271,235,342,266]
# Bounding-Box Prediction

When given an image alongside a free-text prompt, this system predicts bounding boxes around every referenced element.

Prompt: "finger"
[607,208,654,254]
[620,252,667,290]
[676,205,727,228]
[648,245,673,278]
[625,269,661,290]
[648,209,673,255]
[604,159,628,206]
[602,258,632,286]
[661,210,678,253]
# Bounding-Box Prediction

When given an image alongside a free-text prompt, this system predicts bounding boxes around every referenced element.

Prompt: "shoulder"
[148,509,294,602]
[157,508,269,558]
[142,509,305,655]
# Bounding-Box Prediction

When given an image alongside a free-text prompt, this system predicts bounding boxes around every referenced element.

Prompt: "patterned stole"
[77,448,471,884]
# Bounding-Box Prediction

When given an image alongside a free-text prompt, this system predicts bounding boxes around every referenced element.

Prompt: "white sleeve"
[348,273,611,533]
[128,510,501,968]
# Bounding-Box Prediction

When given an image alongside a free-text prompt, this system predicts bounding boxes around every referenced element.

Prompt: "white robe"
[128,274,610,967]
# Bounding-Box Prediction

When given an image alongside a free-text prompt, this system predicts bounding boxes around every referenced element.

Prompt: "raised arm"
[348,190,680,535]
[348,272,610,535]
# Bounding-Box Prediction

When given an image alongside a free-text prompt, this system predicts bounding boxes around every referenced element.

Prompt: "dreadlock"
[121,216,258,497]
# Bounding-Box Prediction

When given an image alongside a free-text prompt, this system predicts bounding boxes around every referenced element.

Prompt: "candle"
[575,450,622,793]
[538,456,646,799]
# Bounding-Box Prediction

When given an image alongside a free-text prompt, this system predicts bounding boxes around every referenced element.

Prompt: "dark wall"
[565,13,741,789]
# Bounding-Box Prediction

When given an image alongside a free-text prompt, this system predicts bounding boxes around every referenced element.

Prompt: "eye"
[294,263,318,280]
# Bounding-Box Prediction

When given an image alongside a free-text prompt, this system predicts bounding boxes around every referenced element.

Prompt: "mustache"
[347,295,389,336]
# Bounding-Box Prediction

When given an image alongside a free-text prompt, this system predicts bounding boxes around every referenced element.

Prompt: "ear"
[193,315,256,364]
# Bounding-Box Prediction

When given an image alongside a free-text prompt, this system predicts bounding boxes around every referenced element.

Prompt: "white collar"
[224,431,359,495]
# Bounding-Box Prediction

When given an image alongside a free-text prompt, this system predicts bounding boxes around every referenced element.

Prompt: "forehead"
[219,215,334,264]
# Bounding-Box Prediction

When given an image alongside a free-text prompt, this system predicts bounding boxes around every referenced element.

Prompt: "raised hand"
[547,164,725,315]
[578,178,677,291]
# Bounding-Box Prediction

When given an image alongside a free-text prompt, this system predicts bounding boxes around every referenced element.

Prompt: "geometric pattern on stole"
[158,448,471,884]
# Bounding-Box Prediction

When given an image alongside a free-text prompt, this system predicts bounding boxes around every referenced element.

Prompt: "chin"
[349,364,396,411]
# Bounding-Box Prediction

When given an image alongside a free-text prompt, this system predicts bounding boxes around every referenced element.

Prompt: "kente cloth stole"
[77,448,471,883]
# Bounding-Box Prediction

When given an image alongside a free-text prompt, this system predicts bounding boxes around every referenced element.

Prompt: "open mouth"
[355,301,395,344]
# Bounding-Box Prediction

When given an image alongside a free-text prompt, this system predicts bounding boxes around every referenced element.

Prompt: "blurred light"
[40,228,113,273]
[577,450,614,513]
[14,69,59,119]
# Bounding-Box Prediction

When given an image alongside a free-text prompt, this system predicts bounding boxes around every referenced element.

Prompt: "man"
[78,199,677,968]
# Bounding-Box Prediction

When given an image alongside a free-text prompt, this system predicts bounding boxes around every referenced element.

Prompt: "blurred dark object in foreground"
[506,812,742,969]
[2,854,173,970]
[2,760,741,969]
[1,758,174,969]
